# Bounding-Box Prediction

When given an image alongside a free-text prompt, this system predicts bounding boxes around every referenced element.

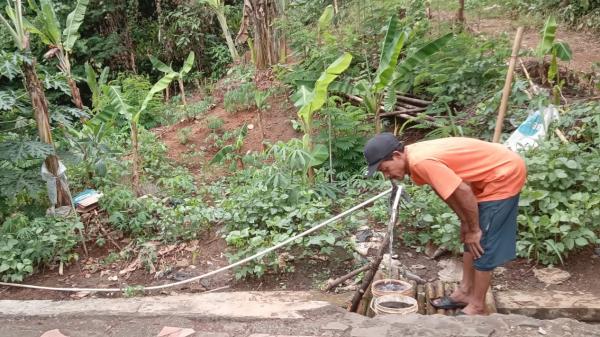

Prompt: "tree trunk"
[178,78,187,105]
[130,121,140,194]
[216,11,239,62]
[22,60,71,206]
[457,0,465,23]
[67,77,84,109]
[237,0,280,69]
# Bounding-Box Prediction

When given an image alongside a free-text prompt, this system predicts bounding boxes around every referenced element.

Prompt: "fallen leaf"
[40,329,69,337]
[157,326,195,337]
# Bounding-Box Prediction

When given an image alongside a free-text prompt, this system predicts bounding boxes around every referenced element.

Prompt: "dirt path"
[433,10,600,73]
[471,18,600,73]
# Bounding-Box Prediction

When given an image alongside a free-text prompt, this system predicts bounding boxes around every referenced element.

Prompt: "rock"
[107,275,118,281]
[411,264,426,270]
[321,322,349,331]
[176,259,190,268]
[424,241,437,258]
[533,267,570,285]
[437,258,463,282]
[595,247,600,256]
[493,267,506,277]
[538,327,547,335]
[247,124,254,130]
[355,229,373,243]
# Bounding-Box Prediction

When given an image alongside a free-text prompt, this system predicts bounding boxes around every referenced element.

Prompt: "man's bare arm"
[442,182,484,258]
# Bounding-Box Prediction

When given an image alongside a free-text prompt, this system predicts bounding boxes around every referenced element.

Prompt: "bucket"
[371,279,413,298]
[370,294,418,315]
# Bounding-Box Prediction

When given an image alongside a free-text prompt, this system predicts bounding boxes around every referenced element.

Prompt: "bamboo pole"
[417,284,426,314]
[425,282,436,315]
[492,27,524,143]
[435,280,446,315]
[349,233,390,312]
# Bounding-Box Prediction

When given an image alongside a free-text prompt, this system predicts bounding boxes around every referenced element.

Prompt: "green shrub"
[0,214,81,282]
[207,116,225,132]
[517,138,600,265]
[223,83,257,113]
[177,127,193,145]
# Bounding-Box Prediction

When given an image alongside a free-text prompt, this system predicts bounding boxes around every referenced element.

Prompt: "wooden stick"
[379,108,428,117]
[425,282,436,315]
[349,232,390,312]
[346,95,436,122]
[325,263,373,291]
[492,27,524,143]
[417,284,426,314]
[396,94,433,106]
[554,128,569,143]
[435,280,446,315]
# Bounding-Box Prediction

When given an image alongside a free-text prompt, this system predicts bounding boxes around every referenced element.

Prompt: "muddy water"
[379,301,412,309]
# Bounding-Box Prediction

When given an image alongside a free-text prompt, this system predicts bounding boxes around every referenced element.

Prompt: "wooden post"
[417,284,426,314]
[492,27,524,143]
[425,282,436,315]
[349,233,391,312]
[435,280,446,315]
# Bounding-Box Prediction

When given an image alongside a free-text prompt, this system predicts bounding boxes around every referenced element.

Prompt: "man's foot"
[458,304,487,316]
[430,296,467,309]
[431,287,470,309]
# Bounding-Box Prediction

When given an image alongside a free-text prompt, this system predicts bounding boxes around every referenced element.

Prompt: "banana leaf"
[553,41,572,61]
[297,52,352,128]
[536,16,557,57]
[63,0,88,51]
[318,5,334,33]
[395,32,453,79]
[135,72,177,122]
[373,15,407,93]
[149,55,174,74]
[180,51,195,75]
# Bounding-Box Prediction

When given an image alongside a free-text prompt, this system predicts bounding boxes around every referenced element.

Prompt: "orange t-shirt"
[406,137,526,202]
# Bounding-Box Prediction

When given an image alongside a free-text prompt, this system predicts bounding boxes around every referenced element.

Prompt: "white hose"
[0,188,392,293]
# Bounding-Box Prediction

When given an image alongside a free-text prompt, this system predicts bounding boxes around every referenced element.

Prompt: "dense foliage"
[1,0,599,283]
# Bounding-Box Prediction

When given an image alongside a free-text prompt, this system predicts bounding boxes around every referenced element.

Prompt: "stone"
[437,258,463,282]
[493,267,506,277]
[176,259,190,268]
[533,267,570,285]
[40,330,69,337]
[321,322,349,331]
[157,326,195,337]
[350,326,390,337]
[194,333,229,337]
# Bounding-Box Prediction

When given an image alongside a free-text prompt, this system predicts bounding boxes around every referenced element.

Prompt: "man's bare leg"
[462,269,491,315]
[433,251,474,305]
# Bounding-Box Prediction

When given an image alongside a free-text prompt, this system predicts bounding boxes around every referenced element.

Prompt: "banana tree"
[354,14,452,132]
[535,16,572,104]
[197,0,238,61]
[149,51,194,105]
[0,0,72,206]
[105,73,177,191]
[27,0,89,109]
[295,52,352,183]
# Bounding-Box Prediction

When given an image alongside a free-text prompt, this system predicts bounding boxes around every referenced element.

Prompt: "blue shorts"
[465,194,520,271]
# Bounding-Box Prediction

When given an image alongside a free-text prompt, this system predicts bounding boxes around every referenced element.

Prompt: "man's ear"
[392,150,404,159]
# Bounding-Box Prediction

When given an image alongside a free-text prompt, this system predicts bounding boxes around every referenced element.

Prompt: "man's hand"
[463,229,484,259]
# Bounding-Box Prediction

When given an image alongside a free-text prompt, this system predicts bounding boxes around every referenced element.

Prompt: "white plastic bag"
[505,105,559,151]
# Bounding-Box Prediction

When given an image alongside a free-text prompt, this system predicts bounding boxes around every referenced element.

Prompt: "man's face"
[378,151,408,180]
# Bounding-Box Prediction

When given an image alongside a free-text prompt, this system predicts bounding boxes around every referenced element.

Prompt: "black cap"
[364,133,402,177]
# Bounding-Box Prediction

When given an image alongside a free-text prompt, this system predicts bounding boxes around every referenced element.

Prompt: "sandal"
[430,296,468,310]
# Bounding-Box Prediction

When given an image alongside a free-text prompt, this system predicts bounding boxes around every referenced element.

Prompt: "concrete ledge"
[495,290,600,322]
[0,291,332,320]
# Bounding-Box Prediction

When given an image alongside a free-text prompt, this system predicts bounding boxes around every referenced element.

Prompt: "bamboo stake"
[349,233,390,312]
[425,282,436,315]
[435,280,446,315]
[325,263,373,291]
[492,27,524,143]
[417,284,426,314]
